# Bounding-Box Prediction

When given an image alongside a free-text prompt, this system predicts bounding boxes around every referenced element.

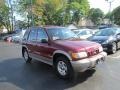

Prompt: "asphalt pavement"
[0,41,120,90]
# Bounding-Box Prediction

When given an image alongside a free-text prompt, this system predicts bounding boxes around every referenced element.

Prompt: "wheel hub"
[24,51,28,60]
[57,61,67,76]
[112,43,116,53]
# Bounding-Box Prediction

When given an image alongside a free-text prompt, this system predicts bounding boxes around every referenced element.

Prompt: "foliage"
[105,12,114,22]
[16,0,90,26]
[15,20,29,29]
[112,6,120,25]
[105,12,111,19]
[88,8,104,25]
[0,0,11,32]
[39,0,67,25]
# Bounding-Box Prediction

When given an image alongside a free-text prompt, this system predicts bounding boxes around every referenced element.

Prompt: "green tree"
[15,20,29,29]
[88,8,104,25]
[105,12,114,23]
[0,0,11,32]
[105,12,111,19]
[66,0,90,25]
[112,6,120,25]
[16,0,90,26]
[39,0,65,25]
[17,0,67,26]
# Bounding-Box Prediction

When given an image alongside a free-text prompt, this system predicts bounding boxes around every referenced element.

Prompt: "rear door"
[27,28,37,57]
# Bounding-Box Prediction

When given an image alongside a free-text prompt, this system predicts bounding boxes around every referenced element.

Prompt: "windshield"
[46,28,79,40]
[95,29,116,36]
[78,31,87,35]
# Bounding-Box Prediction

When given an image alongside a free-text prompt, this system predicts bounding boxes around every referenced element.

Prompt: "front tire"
[23,49,32,63]
[54,56,76,79]
[111,42,117,54]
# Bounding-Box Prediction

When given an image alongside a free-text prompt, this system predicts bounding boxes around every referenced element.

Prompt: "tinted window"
[28,29,37,41]
[37,28,48,42]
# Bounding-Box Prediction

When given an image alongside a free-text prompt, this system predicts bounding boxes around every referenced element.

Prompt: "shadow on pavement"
[0,58,95,90]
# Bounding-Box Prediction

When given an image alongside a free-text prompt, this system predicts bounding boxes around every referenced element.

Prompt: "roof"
[44,26,65,29]
[29,26,65,30]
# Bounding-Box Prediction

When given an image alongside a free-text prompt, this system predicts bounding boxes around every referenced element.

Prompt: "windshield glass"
[95,29,116,36]
[46,28,79,40]
[78,31,87,35]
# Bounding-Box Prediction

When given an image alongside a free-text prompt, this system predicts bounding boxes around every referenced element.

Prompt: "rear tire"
[23,49,32,63]
[54,56,77,80]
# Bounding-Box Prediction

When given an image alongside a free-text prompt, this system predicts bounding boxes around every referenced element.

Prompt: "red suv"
[22,26,107,79]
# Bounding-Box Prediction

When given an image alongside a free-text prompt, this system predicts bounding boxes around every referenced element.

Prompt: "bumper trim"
[71,52,107,72]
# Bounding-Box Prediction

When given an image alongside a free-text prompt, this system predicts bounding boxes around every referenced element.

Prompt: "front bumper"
[102,43,112,52]
[71,52,107,72]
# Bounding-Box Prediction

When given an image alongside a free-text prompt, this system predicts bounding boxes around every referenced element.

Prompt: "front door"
[36,28,52,60]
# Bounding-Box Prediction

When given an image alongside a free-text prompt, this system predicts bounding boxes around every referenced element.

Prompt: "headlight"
[99,46,103,52]
[102,36,113,44]
[71,52,88,59]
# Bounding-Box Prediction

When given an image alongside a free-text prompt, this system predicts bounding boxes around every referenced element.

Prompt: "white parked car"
[12,29,26,43]
[92,29,99,34]
[77,29,93,39]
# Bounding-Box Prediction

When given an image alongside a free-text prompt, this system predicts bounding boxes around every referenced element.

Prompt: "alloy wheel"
[57,61,68,76]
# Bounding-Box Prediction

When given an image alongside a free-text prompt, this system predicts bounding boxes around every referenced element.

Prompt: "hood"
[54,40,100,52]
[89,36,110,43]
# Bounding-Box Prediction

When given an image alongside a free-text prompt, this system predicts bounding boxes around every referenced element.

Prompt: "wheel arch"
[112,41,118,48]
[22,45,28,57]
[53,50,72,65]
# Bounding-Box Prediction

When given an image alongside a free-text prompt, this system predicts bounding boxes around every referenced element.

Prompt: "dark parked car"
[22,26,107,79]
[99,24,112,29]
[88,28,120,54]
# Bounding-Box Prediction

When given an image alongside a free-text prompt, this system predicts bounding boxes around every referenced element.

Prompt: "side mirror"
[41,39,48,43]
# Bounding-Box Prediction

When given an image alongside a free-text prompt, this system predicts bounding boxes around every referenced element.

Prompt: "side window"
[82,31,87,35]
[89,31,93,34]
[28,29,37,41]
[87,31,92,34]
[37,29,48,42]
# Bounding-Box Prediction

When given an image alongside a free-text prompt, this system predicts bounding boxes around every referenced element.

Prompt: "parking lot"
[0,41,120,90]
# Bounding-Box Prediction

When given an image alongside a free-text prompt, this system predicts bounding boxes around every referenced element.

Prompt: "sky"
[89,0,120,14]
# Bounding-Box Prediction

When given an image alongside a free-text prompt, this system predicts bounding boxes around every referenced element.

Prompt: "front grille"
[87,49,99,56]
